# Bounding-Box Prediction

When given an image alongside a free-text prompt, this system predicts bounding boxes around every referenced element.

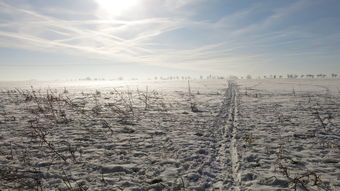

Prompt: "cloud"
[0,0,340,76]
[0,1,187,60]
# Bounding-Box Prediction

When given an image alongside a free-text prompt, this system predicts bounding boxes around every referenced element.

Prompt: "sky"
[0,0,340,80]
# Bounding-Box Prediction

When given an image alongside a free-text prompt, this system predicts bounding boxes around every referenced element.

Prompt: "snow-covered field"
[0,79,339,190]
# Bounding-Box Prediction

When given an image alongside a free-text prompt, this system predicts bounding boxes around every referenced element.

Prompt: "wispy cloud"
[0,0,340,76]
[0,1,194,63]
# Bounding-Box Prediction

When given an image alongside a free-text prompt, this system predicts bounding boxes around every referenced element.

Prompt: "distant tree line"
[153,75,227,80]
[286,73,337,79]
[259,73,338,79]
[77,73,338,81]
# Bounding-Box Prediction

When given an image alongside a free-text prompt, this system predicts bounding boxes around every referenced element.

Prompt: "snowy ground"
[236,79,340,191]
[0,79,339,190]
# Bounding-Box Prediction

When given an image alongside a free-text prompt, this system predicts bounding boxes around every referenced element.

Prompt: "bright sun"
[96,0,138,17]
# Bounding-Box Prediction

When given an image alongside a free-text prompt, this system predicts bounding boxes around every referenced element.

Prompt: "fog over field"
[0,0,340,190]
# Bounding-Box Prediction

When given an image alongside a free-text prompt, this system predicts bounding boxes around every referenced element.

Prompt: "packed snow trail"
[229,82,241,191]
[209,81,242,190]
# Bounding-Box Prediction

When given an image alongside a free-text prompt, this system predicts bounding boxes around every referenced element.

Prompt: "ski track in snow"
[210,81,242,190]
[229,82,241,191]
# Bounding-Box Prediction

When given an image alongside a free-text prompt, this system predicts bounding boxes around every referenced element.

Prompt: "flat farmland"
[0,79,339,190]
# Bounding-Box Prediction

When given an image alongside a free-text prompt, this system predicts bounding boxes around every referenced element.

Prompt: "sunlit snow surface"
[0,79,339,190]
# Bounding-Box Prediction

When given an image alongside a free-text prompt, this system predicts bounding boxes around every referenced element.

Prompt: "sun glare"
[96,0,138,17]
